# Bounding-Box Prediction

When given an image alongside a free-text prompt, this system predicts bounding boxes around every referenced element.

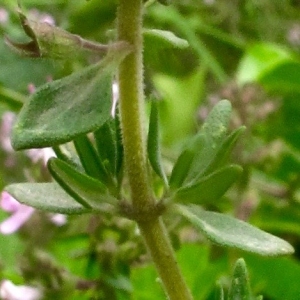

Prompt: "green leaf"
[228,258,251,300]
[170,100,233,190]
[185,99,232,184]
[203,126,246,176]
[94,118,119,176]
[147,101,167,185]
[48,158,117,211]
[144,29,189,50]
[169,133,205,190]
[5,183,89,214]
[174,165,242,205]
[52,144,83,171]
[12,50,130,150]
[176,205,294,256]
[73,135,109,184]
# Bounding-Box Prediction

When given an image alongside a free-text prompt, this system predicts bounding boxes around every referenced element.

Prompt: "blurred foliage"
[1,0,300,299]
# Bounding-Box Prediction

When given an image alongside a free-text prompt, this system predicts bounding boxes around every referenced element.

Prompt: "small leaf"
[185,100,232,184]
[48,158,117,211]
[12,49,130,150]
[147,101,167,185]
[5,183,89,214]
[169,133,206,190]
[203,126,246,176]
[73,135,109,184]
[228,258,251,300]
[94,119,119,176]
[52,144,83,170]
[170,100,233,189]
[144,29,189,50]
[174,165,242,205]
[176,205,294,256]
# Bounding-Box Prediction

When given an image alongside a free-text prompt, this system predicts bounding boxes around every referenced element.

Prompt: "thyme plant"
[3,1,294,299]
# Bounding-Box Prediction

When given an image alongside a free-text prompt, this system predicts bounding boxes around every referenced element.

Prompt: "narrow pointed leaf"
[48,158,117,211]
[74,135,109,184]
[174,165,242,204]
[147,101,167,184]
[5,183,89,214]
[177,205,294,256]
[12,49,130,150]
[228,258,252,300]
[169,133,205,190]
[52,144,83,170]
[94,119,118,176]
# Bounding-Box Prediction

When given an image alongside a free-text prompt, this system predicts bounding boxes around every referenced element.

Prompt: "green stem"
[117,1,193,299]
[117,0,151,212]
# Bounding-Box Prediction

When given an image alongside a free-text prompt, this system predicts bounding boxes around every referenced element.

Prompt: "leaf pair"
[169,100,244,205]
[168,101,294,256]
[6,155,118,215]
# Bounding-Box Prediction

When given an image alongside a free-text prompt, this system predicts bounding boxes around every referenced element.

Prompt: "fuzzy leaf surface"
[177,205,294,256]
[185,99,232,184]
[48,158,117,211]
[169,133,205,189]
[5,183,89,214]
[228,258,252,300]
[174,165,242,204]
[203,126,245,176]
[170,100,232,189]
[12,50,130,150]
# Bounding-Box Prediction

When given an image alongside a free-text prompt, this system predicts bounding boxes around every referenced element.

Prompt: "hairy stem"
[117,0,193,299]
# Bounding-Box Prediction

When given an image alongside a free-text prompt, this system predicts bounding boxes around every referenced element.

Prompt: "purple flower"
[0,192,35,235]
[0,8,8,25]
[0,279,42,300]
[0,112,15,153]
[28,9,55,26]
[0,192,66,235]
